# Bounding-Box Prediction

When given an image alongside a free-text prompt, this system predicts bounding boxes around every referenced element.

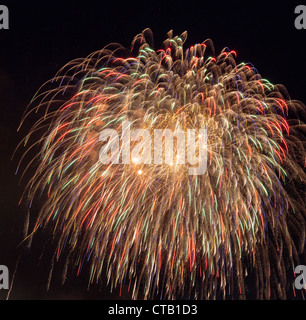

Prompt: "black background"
[0,0,305,301]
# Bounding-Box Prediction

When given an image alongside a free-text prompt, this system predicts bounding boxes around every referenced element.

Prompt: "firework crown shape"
[16,28,306,299]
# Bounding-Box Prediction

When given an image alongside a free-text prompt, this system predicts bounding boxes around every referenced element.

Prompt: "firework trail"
[16,29,306,299]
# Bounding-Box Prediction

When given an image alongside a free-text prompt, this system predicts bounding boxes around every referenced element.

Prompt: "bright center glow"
[132,157,139,163]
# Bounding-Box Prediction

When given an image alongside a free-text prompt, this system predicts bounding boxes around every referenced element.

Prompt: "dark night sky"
[0,0,305,301]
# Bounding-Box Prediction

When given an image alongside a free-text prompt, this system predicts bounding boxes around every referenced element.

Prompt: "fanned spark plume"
[16,29,306,299]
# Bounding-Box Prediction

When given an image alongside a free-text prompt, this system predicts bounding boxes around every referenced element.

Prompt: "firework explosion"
[16,29,306,299]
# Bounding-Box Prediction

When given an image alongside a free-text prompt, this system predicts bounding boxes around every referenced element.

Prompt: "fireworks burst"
[16,29,306,299]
